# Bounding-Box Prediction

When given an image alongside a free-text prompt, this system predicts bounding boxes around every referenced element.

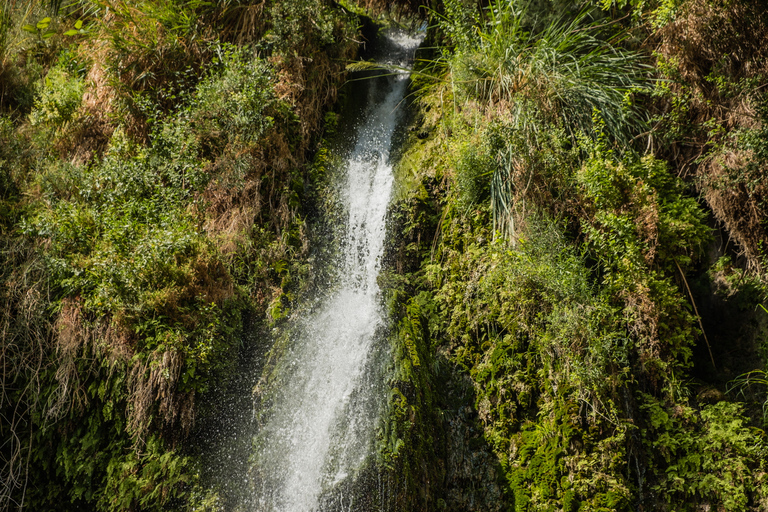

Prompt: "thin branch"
[674,259,716,371]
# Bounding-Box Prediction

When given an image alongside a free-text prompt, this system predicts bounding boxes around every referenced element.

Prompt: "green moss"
[380,5,766,505]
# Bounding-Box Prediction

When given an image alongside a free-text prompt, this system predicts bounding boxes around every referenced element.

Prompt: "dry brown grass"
[217,0,268,45]
[633,188,660,265]
[654,0,768,272]
[89,1,212,142]
[128,347,190,438]
[656,0,768,101]
[701,151,768,272]
[0,240,53,508]
[202,129,293,298]
[623,285,661,372]
[48,297,87,418]
[48,298,133,418]
[58,41,118,164]
[272,50,341,154]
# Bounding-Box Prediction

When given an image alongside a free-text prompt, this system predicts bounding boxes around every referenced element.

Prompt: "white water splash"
[252,31,423,512]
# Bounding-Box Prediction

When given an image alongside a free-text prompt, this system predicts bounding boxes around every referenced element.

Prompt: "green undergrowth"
[387,103,768,512]
[381,0,768,510]
[0,0,358,508]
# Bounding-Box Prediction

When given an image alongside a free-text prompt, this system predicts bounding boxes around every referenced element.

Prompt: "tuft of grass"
[421,0,654,239]
[450,0,651,145]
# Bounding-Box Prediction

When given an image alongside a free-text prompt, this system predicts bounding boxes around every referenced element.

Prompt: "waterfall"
[251,30,423,512]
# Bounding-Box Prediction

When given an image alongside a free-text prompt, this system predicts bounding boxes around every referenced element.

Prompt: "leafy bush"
[24,115,243,435]
[577,147,710,369]
[641,397,768,511]
[452,133,494,209]
[191,45,276,154]
[578,148,710,271]
[29,64,83,127]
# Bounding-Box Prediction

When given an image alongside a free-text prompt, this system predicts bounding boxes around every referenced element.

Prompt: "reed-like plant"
[440,0,652,237]
[0,0,35,69]
[450,0,650,145]
[0,1,8,62]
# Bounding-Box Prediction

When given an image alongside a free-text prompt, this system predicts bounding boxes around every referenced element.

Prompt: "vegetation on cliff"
[383,0,768,510]
[1,0,357,508]
[1,0,767,510]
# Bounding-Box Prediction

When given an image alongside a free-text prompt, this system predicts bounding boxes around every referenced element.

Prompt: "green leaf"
[36,17,51,30]
[42,30,55,39]
[64,29,78,36]
[22,24,36,33]
[74,19,83,29]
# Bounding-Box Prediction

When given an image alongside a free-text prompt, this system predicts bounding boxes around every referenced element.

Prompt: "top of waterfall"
[385,29,425,50]
[377,28,425,70]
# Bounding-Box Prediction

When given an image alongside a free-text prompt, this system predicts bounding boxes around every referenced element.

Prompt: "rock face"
[442,405,506,511]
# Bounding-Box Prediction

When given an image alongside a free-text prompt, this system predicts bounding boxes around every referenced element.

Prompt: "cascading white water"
[252,31,423,512]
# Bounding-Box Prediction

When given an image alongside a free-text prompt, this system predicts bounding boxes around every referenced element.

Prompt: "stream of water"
[251,31,423,512]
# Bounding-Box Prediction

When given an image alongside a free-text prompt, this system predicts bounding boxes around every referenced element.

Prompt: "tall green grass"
[439,0,652,237]
[450,0,650,144]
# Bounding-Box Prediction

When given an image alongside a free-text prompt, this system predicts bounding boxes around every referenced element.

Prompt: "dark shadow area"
[379,152,510,510]
[689,222,768,395]
[191,311,272,509]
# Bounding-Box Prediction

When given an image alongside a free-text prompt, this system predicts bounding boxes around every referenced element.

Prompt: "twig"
[431,205,449,262]
[674,259,716,371]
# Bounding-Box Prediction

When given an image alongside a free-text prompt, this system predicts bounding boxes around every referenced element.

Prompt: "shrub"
[25,112,240,437]
[191,45,276,157]
[577,147,711,378]
[30,65,83,127]
[641,397,768,511]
